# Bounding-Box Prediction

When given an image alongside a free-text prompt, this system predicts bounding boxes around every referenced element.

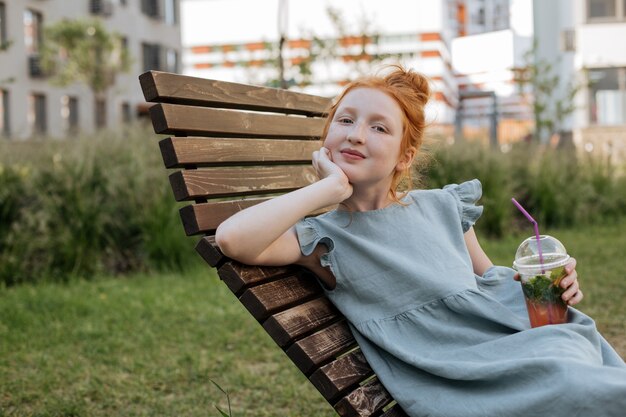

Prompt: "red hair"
[321,65,431,203]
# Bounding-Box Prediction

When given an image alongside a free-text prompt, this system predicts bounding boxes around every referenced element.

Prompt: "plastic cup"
[513,235,571,327]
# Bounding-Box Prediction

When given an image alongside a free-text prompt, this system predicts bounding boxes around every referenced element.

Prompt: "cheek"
[322,133,341,151]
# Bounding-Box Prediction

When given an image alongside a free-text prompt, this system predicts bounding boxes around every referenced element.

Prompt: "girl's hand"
[558,258,583,306]
[513,258,583,306]
[312,147,353,202]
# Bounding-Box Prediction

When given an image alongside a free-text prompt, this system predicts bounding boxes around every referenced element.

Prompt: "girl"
[216,66,626,416]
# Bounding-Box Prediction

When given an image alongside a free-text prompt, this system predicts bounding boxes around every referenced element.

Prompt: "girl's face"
[324,87,407,189]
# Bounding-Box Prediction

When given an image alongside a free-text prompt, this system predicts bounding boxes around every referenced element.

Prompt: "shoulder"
[442,179,482,203]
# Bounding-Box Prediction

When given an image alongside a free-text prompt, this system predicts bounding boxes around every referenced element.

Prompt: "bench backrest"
[140,70,407,417]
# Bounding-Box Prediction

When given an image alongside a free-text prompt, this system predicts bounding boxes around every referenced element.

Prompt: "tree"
[264,6,400,89]
[514,40,581,143]
[40,18,131,99]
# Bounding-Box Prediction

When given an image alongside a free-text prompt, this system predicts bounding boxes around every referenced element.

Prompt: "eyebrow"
[336,106,395,125]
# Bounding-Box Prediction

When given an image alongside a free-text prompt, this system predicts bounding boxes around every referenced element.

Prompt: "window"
[61,96,79,133]
[0,2,7,49]
[28,93,47,135]
[588,67,626,125]
[141,0,160,18]
[165,0,178,25]
[0,89,9,137]
[560,29,576,52]
[142,42,161,71]
[587,0,626,20]
[95,98,107,129]
[24,9,43,55]
[90,0,113,16]
[121,102,131,123]
[166,48,178,73]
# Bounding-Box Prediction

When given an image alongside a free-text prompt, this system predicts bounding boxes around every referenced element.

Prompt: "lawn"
[1,220,625,416]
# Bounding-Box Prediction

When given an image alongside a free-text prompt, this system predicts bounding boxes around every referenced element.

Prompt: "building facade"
[0,0,181,139]
[182,0,465,127]
[531,0,626,163]
[180,0,626,158]
[181,0,534,141]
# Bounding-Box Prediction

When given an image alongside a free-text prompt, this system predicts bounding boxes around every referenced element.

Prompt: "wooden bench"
[139,70,408,417]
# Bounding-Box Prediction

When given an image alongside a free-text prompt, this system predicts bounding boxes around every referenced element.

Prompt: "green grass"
[1,220,625,416]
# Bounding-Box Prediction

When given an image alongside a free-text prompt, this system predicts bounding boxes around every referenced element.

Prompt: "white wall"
[577,24,626,68]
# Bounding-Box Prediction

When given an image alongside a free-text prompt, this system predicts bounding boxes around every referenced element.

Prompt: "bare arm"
[463,227,493,276]
[216,148,352,266]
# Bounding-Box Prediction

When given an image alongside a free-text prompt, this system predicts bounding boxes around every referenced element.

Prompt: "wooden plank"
[218,262,298,295]
[286,321,356,375]
[140,71,330,116]
[159,137,323,168]
[149,103,326,138]
[309,350,373,402]
[238,275,322,321]
[334,379,393,417]
[169,165,318,201]
[380,405,409,417]
[263,297,340,348]
[179,199,334,236]
[179,198,270,235]
[194,235,224,268]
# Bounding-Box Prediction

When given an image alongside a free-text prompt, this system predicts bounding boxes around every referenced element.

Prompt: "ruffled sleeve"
[294,218,335,269]
[443,179,483,232]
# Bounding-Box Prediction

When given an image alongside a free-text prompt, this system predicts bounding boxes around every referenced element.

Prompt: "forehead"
[336,87,403,123]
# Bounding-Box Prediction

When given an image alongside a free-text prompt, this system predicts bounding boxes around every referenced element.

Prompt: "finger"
[325,147,334,162]
[567,289,583,306]
[562,279,580,302]
[565,257,577,274]
[312,150,320,171]
[560,269,577,289]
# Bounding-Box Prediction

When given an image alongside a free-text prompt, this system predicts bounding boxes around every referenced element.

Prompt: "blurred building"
[181,0,626,162]
[182,0,532,141]
[0,0,181,139]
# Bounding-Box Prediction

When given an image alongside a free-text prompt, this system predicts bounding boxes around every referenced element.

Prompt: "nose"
[346,123,365,144]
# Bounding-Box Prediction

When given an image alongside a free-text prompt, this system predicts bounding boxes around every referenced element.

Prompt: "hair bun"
[382,65,431,107]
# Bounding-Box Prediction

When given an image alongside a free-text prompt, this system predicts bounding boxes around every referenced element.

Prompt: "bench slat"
[310,349,373,402]
[159,137,322,168]
[180,198,269,235]
[218,262,297,295]
[180,200,333,235]
[150,103,326,138]
[140,71,330,116]
[380,405,409,417]
[286,321,356,375]
[239,274,322,321]
[194,235,224,267]
[334,378,394,417]
[263,297,340,348]
[169,166,318,201]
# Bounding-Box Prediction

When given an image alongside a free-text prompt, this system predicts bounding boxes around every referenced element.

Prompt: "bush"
[420,140,626,237]
[0,125,200,286]
[1,129,624,285]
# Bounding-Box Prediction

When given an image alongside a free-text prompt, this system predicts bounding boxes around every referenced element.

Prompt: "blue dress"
[295,179,626,417]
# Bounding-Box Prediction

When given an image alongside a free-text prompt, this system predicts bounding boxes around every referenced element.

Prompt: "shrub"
[0,125,200,286]
[1,129,624,285]
[420,139,626,237]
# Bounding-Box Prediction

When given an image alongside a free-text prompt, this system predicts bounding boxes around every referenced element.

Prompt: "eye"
[373,124,388,133]
[337,117,353,124]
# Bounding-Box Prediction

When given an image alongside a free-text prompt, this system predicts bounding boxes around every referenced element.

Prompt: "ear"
[395,147,417,172]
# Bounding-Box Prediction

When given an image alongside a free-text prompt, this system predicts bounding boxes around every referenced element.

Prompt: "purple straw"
[511,198,544,271]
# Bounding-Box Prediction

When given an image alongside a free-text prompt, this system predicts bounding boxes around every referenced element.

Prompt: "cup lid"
[512,235,570,274]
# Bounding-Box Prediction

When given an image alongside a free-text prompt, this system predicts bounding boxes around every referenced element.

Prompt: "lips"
[340,148,366,159]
